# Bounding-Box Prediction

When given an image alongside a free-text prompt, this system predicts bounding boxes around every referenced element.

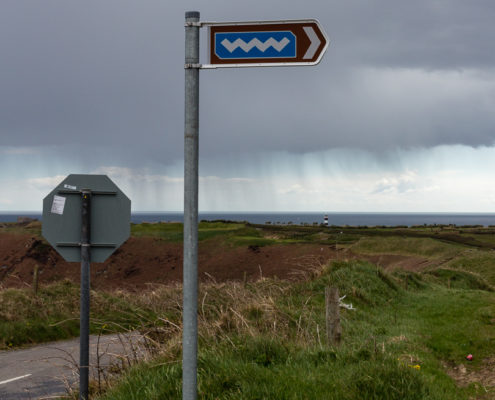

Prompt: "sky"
[1,0,495,212]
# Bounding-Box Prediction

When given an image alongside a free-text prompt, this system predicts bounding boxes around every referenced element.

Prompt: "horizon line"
[2,210,495,215]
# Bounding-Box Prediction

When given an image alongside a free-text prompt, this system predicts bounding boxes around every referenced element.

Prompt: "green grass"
[458,230,495,247]
[101,345,433,400]
[447,251,495,286]
[131,222,183,241]
[423,268,494,291]
[0,280,158,349]
[0,221,42,236]
[130,222,247,243]
[350,236,465,259]
[96,261,495,399]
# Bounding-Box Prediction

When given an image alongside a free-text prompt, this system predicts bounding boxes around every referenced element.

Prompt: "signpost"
[208,20,328,67]
[42,174,130,400]
[183,11,328,400]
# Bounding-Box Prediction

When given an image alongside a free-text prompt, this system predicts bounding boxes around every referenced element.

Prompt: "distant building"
[323,214,328,226]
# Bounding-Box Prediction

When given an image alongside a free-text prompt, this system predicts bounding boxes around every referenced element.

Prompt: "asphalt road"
[0,333,147,400]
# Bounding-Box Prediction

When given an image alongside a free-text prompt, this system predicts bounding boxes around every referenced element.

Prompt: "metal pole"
[79,189,91,400]
[183,10,200,400]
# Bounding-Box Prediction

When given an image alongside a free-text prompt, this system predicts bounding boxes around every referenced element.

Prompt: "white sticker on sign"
[63,184,77,190]
[51,195,66,215]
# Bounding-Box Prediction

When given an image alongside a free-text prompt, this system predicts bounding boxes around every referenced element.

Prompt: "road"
[0,333,147,400]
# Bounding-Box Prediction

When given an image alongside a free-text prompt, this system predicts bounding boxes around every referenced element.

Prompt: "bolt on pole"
[79,189,91,400]
[183,10,200,400]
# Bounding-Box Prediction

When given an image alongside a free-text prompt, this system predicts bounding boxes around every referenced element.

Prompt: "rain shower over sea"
[2,212,495,227]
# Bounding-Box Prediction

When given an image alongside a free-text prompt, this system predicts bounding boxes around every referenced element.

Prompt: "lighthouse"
[323,214,328,226]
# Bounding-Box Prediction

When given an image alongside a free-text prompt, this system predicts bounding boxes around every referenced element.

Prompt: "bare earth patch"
[445,358,495,399]
[0,231,452,290]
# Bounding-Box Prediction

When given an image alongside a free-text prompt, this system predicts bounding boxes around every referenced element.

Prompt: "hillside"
[0,221,494,399]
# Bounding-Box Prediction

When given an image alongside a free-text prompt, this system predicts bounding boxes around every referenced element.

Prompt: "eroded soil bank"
[0,230,433,290]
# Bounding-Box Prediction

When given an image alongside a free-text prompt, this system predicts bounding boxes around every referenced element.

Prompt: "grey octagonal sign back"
[42,174,131,263]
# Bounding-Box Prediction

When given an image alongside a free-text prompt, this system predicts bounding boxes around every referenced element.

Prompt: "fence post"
[325,287,341,346]
[32,264,39,296]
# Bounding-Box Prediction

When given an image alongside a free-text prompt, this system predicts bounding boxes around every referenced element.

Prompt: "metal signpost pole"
[80,189,91,400]
[179,13,328,399]
[43,175,130,399]
[183,10,200,400]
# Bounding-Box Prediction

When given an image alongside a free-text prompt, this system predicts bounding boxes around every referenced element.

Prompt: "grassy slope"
[349,236,465,259]
[0,280,159,348]
[97,261,495,400]
[448,251,495,286]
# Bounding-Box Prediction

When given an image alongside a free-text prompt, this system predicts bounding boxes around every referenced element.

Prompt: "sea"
[2,212,495,227]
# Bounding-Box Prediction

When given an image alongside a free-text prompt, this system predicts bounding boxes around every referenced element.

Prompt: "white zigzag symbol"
[221,37,290,53]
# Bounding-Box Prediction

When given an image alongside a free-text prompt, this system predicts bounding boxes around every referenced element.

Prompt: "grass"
[0,220,42,236]
[94,260,495,400]
[131,221,248,243]
[0,280,158,349]
[447,251,495,286]
[100,345,432,400]
[349,236,466,259]
[131,222,183,241]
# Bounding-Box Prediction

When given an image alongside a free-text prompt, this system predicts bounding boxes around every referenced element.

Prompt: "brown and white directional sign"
[208,19,328,67]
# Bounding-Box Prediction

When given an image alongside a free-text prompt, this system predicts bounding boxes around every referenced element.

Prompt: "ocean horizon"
[2,211,495,227]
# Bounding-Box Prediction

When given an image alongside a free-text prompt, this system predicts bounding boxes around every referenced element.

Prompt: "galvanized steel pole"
[183,10,200,400]
[79,189,91,400]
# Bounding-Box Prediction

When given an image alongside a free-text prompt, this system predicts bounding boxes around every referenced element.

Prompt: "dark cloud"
[1,0,495,166]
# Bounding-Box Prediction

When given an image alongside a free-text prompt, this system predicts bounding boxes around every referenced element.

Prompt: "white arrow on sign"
[303,26,321,59]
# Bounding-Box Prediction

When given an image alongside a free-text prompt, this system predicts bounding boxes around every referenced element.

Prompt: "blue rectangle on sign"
[215,31,296,59]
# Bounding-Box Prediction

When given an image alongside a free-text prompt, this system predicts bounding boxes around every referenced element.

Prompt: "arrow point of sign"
[302,26,321,59]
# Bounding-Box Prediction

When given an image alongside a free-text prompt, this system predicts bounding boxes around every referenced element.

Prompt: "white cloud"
[372,171,427,194]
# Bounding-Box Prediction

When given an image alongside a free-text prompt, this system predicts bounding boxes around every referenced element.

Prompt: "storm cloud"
[1,0,495,168]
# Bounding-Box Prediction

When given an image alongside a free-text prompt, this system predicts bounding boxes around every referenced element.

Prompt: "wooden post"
[325,287,341,346]
[32,264,39,296]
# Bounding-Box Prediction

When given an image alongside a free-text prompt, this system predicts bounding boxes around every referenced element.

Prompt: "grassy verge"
[0,280,158,349]
[94,261,495,400]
